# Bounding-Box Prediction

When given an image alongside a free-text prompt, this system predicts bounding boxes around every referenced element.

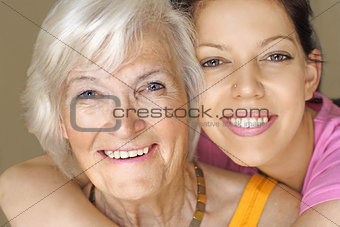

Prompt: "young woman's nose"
[231,61,265,100]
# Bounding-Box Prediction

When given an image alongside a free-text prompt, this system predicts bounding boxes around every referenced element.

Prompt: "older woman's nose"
[113,106,147,139]
[231,62,265,99]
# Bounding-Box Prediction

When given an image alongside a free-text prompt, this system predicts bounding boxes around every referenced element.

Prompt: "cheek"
[199,83,229,121]
[63,119,98,168]
[156,117,188,160]
[61,105,96,149]
[265,62,306,90]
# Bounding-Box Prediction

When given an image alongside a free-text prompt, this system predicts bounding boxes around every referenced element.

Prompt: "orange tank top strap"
[229,174,278,227]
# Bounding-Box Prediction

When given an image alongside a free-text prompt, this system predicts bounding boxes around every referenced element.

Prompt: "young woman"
[192,0,340,220]
[1,0,339,226]
[191,0,340,224]
[0,0,299,226]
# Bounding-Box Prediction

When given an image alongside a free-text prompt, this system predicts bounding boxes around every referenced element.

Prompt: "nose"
[112,102,147,140]
[231,61,265,99]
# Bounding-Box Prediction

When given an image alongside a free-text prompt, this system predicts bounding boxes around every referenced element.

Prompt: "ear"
[59,116,69,139]
[304,49,322,101]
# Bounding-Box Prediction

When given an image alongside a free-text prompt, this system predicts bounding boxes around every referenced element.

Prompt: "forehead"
[195,0,296,44]
[68,34,177,82]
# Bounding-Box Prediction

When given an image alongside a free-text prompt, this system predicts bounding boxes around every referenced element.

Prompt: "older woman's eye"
[266,54,292,62]
[147,82,165,91]
[202,59,223,67]
[78,90,97,97]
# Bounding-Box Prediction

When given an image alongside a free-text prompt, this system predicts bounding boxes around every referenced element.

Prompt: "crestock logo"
[70,95,122,132]
[70,95,269,132]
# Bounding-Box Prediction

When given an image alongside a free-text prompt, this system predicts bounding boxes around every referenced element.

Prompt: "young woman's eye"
[266,54,292,62]
[202,59,224,67]
[147,82,165,91]
[78,90,97,97]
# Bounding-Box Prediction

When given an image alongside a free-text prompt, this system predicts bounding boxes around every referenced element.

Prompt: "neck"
[94,163,197,227]
[258,107,316,192]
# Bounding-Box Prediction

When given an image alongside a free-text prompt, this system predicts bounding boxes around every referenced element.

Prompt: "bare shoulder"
[0,155,113,226]
[198,164,300,226]
[0,155,56,203]
[0,155,88,190]
[259,183,300,226]
[0,155,69,204]
[198,162,251,225]
[199,162,250,192]
[0,155,69,225]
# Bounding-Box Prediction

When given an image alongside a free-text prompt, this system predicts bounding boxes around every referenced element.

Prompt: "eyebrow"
[197,35,296,51]
[260,35,296,47]
[67,75,97,87]
[197,42,231,51]
[136,69,163,81]
[67,68,167,87]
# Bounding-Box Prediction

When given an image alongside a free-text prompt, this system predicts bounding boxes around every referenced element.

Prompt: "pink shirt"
[197,92,340,214]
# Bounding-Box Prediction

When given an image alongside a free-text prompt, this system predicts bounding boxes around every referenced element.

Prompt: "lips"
[220,111,278,137]
[98,144,157,163]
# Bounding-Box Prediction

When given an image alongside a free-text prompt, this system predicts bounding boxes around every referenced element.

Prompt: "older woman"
[0,0,300,226]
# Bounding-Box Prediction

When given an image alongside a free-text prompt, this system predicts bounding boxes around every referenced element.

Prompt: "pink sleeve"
[300,127,340,214]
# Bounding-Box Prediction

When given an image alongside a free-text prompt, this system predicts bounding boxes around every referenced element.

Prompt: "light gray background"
[1,0,339,225]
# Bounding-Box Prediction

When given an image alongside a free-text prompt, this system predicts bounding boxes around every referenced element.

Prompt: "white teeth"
[128,150,137,157]
[236,118,241,126]
[241,118,249,128]
[120,151,129,159]
[104,151,114,158]
[249,118,257,128]
[263,117,268,123]
[143,147,149,154]
[104,146,152,159]
[114,151,120,159]
[228,117,269,127]
[137,149,144,156]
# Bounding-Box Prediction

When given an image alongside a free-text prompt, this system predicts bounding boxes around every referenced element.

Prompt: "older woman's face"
[60,37,189,200]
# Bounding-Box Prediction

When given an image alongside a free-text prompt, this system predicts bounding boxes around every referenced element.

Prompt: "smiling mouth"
[100,144,155,160]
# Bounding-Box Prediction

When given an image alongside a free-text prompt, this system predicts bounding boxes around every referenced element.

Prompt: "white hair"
[23,0,204,178]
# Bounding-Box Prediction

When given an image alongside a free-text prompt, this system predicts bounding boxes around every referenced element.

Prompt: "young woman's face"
[195,0,317,166]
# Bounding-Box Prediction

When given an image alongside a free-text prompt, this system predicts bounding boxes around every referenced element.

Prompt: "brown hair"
[171,0,320,59]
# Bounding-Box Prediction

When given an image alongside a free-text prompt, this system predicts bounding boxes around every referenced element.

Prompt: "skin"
[0,156,115,227]
[5,0,337,225]
[60,36,198,226]
[0,33,301,226]
[194,0,340,225]
[0,156,300,226]
[195,0,320,191]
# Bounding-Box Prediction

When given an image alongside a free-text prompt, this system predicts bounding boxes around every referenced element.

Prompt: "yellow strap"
[229,174,277,227]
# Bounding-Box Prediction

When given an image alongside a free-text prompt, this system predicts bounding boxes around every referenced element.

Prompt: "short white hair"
[23,0,204,178]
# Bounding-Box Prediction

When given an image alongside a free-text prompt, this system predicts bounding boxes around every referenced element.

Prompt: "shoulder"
[0,155,63,222]
[198,162,251,224]
[0,155,78,225]
[0,155,68,201]
[0,155,56,203]
[200,161,250,197]
[259,182,300,226]
[302,102,340,213]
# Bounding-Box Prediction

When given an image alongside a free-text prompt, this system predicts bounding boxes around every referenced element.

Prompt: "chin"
[110,182,159,201]
[228,148,271,167]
